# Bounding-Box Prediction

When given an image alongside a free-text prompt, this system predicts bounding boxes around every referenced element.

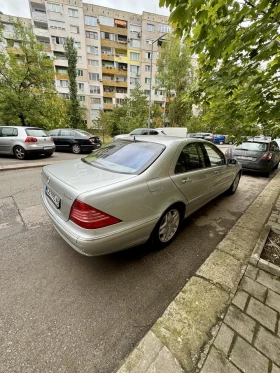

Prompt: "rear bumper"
[239,160,274,173]
[26,146,55,155]
[41,191,158,256]
[81,143,102,151]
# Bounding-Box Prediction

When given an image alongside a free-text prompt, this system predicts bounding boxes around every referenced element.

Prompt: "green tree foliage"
[64,37,84,129]
[93,110,113,142]
[160,0,280,136]
[0,20,68,128]
[156,34,196,126]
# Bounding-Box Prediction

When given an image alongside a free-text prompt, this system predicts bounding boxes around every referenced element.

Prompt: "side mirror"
[227,158,237,165]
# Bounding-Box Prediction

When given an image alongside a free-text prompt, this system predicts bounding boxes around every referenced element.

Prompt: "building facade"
[21,0,169,127]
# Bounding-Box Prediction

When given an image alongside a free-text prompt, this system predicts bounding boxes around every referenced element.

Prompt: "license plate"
[45,186,61,209]
[44,146,52,150]
[238,156,254,161]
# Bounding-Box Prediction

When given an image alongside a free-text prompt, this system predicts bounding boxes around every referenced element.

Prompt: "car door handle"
[182,178,192,184]
[213,170,219,175]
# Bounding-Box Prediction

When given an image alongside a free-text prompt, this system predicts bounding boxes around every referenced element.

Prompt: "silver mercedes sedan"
[41,137,241,256]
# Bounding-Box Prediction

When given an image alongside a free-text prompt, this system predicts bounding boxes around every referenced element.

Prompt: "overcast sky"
[0,0,170,19]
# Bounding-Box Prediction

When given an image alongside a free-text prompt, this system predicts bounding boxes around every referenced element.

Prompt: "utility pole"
[148,32,168,134]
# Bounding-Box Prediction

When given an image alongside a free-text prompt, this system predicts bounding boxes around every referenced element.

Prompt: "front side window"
[83,141,165,174]
[60,130,72,136]
[175,143,205,174]
[203,143,226,167]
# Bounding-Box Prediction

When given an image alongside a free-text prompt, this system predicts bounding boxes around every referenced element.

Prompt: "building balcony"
[115,81,128,88]
[56,73,69,79]
[100,39,128,50]
[100,24,127,36]
[103,92,116,98]
[43,45,51,52]
[32,11,47,23]
[103,103,114,110]
[101,80,127,88]
[101,53,114,61]
[102,67,127,75]
[34,28,49,38]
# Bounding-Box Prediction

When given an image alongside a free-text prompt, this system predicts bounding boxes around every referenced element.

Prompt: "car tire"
[151,205,182,249]
[229,141,233,145]
[273,162,279,170]
[264,167,272,177]
[219,141,224,145]
[14,146,27,160]
[227,172,241,194]
[44,151,53,157]
[71,144,82,154]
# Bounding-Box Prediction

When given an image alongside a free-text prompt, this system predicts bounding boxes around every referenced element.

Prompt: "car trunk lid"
[42,158,136,221]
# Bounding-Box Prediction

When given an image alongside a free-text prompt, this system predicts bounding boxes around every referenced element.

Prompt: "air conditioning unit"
[136,73,140,77]
[97,19,100,23]
[137,33,141,38]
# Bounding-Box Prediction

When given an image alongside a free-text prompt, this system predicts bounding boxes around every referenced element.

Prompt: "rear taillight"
[50,136,54,142]
[25,136,37,143]
[225,148,231,158]
[70,200,121,229]
[261,152,272,160]
[88,138,95,143]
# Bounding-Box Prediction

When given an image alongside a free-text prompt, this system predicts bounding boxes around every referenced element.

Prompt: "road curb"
[114,172,280,373]
[0,160,61,171]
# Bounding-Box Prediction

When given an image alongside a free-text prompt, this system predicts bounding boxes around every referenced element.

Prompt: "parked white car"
[114,128,167,140]
[0,126,55,160]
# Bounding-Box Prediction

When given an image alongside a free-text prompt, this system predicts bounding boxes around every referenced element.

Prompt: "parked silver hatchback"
[0,126,55,160]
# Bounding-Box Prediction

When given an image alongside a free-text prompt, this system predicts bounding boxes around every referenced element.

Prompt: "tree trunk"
[19,113,26,126]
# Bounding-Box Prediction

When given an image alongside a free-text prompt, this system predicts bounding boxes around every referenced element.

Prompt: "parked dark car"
[48,129,102,154]
[225,140,280,176]
[213,134,226,144]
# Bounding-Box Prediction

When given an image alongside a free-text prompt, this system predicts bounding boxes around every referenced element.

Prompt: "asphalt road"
[0,160,277,373]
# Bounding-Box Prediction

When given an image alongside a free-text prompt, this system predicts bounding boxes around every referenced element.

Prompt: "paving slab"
[224,306,256,343]
[246,297,277,332]
[257,270,280,295]
[254,326,280,366]
[232,289,249,311]
[200,347,240,373]
[213,324,234,356]
[240,276,266,301]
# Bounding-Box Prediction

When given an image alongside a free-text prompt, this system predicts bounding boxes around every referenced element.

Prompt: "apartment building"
[1,1,170,127]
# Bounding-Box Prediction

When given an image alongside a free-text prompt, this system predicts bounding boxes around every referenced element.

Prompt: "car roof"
[0,126,43,129]
[117,135,208,146]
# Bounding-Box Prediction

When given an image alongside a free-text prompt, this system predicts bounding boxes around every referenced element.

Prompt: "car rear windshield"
[83,140,165,174]
[235,142,268,152]
[25,128,48,137]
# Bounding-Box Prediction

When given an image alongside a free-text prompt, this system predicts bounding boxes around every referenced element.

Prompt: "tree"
[93,110,113,143]
[160,0,280,136]
[0,19,67,128]
[64,37,83,129]
[156,34,196,126]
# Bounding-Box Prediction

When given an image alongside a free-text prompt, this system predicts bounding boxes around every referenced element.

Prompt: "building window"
[88,59,99,66]
[78,95,85,102]
[59,93,70,99]
[52,36,66,45]
[155,89,165,96]
[144,90,150,96]
[91,109,99,116]
[130,65,140,74]
[130,77,140,85]
[89,73,100,81]
[89,86,101,94]
[90,97,101,104]
[147,24,154,32]
[99,16,114,26]
[76,69,83,76]
[87,46,98,55]
[78,83,84,91]
[101,32,115,41]
[85,16,97,26]
[130,39,140,48]
[57,80,68,87]
[68,8,78,17]
[49,20,65,30]
[158,24,170,33]
[130,24,141,33]
[86,31,98,39]
[130,52,140,61]
[145,78,151,84]
[74,41,81,49]
[77,56,82,63]
[47,3,61,12]
[145,65,151,72]
[116,98,125,105]
[145,52,151,59]
[56,67,68,74]
[70,25,79,33]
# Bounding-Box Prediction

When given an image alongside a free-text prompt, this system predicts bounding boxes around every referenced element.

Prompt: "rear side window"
[175,143,205,174]
[83,140,165,174]
[60,130,72,136]
[25,128,48,137]
[0,127,18,137]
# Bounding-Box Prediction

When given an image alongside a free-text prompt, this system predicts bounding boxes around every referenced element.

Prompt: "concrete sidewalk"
[114,172,280,373]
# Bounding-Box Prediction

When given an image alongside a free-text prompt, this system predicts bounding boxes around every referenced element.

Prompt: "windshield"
[235,142,268,152]
[83,140,165,174]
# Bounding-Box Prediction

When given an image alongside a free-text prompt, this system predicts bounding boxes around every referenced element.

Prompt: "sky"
[0,0,170,19]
